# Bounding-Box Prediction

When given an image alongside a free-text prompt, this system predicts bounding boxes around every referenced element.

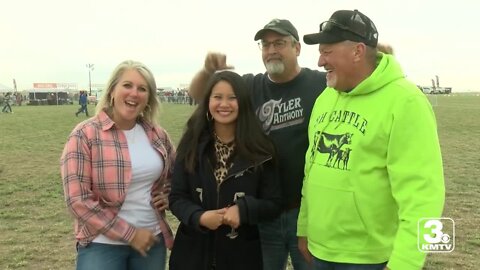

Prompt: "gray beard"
[265,61,285,75]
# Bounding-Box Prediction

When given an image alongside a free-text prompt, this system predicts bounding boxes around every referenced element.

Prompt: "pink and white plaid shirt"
[61,110,176,248]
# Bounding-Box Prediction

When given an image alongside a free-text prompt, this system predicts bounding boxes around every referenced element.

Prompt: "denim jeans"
[2,103,11,113]
[312,257,387,270]
[76,104,89,116]
[259,208,312,270]
[76,234,166,270]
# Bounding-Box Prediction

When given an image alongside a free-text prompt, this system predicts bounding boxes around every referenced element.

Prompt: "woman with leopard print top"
[169,71,282,270]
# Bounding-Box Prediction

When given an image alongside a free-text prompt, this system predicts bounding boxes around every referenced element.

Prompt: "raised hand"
[204,52,234,73]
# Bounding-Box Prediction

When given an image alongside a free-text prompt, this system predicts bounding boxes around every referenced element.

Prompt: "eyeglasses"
[258,39,289,51]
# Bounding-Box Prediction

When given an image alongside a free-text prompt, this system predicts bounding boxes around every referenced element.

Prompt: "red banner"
[33,83,57,88]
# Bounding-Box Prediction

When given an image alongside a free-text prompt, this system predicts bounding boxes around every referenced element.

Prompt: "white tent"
[27,88,72,105]
[0,83,14,93]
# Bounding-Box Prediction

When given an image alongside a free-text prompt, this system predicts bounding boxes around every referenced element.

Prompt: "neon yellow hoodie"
[298,53,445,270]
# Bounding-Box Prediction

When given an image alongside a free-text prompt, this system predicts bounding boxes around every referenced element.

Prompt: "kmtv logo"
[418,218,455,253]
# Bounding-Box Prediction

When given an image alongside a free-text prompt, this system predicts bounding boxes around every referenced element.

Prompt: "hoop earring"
[141,104,151,117]
[206,111,213,121]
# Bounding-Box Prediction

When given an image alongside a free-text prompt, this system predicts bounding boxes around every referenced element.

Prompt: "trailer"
[418,75,452,94]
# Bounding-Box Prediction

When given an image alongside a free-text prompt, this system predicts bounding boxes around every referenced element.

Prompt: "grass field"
[0,94,479,269]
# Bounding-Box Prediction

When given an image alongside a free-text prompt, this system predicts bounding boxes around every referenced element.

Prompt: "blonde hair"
[96,60,160,124]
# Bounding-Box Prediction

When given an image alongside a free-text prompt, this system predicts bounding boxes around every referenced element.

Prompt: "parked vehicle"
[417,86,452,94]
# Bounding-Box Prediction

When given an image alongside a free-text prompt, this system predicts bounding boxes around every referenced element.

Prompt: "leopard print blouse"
[213,135,235,186]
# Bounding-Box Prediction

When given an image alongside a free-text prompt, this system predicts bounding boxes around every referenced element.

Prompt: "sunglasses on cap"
[318,10,368,39]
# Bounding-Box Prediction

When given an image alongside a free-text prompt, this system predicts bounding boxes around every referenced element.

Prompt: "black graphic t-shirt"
[243,68,326,208]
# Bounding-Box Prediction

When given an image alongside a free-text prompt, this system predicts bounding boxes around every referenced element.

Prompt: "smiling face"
[318,42,357,91]
[261,31,300,78]
[111,69,149,129]
[208,80,238,129]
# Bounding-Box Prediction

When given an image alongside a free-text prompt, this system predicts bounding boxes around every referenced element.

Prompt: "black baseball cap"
[303,9,378,47]
[254,19,299,41]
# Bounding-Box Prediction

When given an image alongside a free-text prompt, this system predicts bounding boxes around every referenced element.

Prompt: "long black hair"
[177,71,275,173]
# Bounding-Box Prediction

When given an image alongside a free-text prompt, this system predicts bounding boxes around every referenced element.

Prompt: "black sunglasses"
[319,10,367,38]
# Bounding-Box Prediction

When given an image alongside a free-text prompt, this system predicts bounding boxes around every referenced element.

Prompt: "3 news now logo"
[418,218,455,253]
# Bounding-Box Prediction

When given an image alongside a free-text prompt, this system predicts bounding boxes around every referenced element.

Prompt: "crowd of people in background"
[0,89,194,109]
[157,89,194,105]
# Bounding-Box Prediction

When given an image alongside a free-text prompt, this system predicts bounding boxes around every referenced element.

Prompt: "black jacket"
[169,134,282,270]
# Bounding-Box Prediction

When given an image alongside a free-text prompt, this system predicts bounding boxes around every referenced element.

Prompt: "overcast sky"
[1,0,478,92]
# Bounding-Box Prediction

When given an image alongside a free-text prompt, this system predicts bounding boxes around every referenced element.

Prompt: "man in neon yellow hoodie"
[297,9,445,270]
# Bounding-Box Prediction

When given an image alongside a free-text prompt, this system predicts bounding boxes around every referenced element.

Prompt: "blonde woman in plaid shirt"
[61,60,176,270]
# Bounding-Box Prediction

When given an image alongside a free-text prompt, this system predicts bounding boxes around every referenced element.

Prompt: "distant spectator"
[187,92,193,106]
[75,91,89,117]
[15,93,23,106]
[2,92,12,113]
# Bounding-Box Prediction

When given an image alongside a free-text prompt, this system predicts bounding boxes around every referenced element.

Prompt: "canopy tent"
[27,88,72,105]
[0,83,14,93]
